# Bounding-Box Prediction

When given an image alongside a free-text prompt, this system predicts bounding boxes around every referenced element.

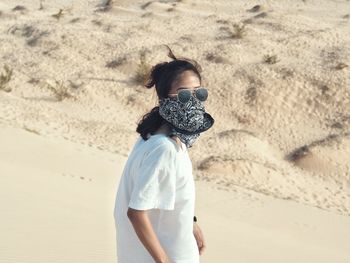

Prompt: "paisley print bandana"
[158,95,214,148]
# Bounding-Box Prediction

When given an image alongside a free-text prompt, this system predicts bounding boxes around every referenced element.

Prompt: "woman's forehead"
[173,72,200,89]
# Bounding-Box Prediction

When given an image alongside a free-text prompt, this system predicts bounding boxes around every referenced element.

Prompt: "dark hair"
[136,45,202,141]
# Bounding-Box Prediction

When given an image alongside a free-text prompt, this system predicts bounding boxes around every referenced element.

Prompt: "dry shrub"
[286,133,349,162]
[0,65,13,92]
[279,67,294,79]
[27,30,49,46]
[126,94,137,105]
[96,0,113,12]
[91,19,103,26]
[335,62,348,70]
[197,155,223,170]
[106,56,127,68]
[228,22,246,39]
[326,114,350,129]
[205,52,227,63]
[46,80,76,101]
[70,17,80,23]
[286,145,310,162]
[133,50,151,85]
[39,0,44,10]
[216,19,229,24]
[12,5,27,12]
[245,86,257,105]
[178,35,193,42]
[141,2,153,10]
[235,113,252,124]
[331,122,343,129]
[8,24,50,47]
[23,125,40,135]
[319,84,330,95]
[52,9,64,20]
[263,54,279,64]
[247,5,263,12]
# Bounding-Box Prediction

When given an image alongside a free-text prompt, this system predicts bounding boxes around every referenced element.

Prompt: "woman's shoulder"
[139,134,180,154]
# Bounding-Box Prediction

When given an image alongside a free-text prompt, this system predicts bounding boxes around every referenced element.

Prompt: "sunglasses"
[167,87,208,103]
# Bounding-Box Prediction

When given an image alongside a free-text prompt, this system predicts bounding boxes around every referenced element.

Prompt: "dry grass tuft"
[141,2,153,10]
[263,54,279,64]
[0,65,13,92]
[247,5,263,12]
[331,122,343,129]
[243,10,268,24]
[106,56,127,68]
[286,145,310,162]
[216,19,229,24]
[69,17,80,23]
[28,77,40,85]
[178,35,193,42]
[320,84,329,94]
[197,155,223,170]
[228,22,246,39]
[23,125,40,135]
[242,74,264,106]
[335,62,348,70]
[205,52,228,64]
[39,0,44,10]
[26,29,49,46]
[91,19,103,26]
[286,133,349,162]
[326,114,350,129]
[46,80,76,101]
[245,87,257,105]
[234,113,252,125]
[12,5,27,12]
[52,9,64,20]
[96,0,113,12]
[133,50,151,85]
[126,94,137,105]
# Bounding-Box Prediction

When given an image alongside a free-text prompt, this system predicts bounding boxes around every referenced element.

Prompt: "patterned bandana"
[158,95,214,148]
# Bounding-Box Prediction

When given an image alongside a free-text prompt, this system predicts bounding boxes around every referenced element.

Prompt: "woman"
[113,46,214,263]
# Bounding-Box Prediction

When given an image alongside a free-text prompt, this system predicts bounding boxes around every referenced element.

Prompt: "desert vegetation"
[0,65,13,92]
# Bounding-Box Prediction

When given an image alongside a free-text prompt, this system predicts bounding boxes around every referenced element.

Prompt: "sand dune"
[1,124,350,263]
[0,0,349,262]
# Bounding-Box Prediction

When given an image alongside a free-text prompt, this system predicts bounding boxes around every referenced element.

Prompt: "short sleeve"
[128,143,177,211]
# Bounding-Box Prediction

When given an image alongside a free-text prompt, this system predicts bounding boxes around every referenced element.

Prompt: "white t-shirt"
[113,133,199,263]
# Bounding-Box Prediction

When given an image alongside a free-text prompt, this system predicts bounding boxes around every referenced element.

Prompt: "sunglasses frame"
[167,87,208,103]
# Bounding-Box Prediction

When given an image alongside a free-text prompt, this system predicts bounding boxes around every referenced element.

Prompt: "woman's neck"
[154,124,183,150]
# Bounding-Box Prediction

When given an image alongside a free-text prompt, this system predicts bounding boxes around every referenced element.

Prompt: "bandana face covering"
[158,95,214,148]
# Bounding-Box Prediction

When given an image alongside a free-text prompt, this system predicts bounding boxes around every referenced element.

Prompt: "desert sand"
[0,0,350,262]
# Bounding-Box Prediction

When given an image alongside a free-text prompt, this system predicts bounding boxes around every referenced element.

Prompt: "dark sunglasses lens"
[178,90,191,103]
[196,88,208,101]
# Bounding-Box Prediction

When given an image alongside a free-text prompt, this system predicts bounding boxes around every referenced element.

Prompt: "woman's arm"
[127,208,171,263]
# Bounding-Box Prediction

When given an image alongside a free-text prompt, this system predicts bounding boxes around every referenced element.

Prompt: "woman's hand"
[193,222,206,255]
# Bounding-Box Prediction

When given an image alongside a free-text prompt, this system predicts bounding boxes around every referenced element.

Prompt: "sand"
[0,0,350,262]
